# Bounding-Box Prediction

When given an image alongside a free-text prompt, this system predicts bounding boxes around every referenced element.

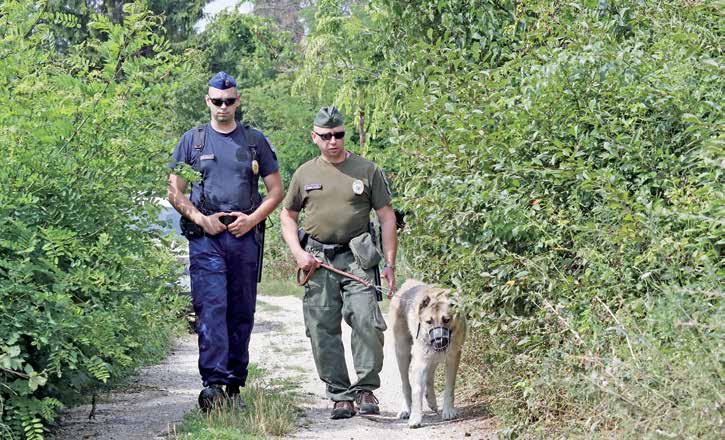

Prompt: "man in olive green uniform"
[280,106,398,419]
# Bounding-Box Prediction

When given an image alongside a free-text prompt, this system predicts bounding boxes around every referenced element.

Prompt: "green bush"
[0,2,200,438]
[299,0,722,437]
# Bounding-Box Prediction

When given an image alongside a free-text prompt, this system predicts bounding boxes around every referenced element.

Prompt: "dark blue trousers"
[189,230,258,387]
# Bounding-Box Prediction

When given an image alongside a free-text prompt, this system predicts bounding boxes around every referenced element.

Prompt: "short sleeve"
[169,133,192,171]
[257,136,279,177]
[283,171,304,212]
[370,166,392,210]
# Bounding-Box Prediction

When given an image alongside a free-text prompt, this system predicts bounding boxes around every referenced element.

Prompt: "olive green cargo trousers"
[302,247,387,402]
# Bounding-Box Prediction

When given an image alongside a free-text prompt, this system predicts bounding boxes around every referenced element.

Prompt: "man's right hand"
[198,212,228,236]
[294,250,321,271]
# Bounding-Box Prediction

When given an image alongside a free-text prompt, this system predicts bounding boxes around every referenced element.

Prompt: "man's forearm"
[377,205,398,267]
[249,172,284,226]
[381,219,398,267]
[280,209,304,255]
[249,193,281,226]
[168,184,203,224]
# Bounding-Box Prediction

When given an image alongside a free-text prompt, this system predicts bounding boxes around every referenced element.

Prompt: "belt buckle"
[322,245,336,260]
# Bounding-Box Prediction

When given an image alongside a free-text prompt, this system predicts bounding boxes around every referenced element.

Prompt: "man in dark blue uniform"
[167,72,283,408]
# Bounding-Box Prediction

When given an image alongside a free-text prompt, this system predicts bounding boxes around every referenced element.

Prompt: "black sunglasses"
[314,131,346,141]
[209,97,237,107]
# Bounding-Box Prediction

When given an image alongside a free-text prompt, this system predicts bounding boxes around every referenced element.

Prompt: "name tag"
[304,183,322,192]
[200,154,215,161]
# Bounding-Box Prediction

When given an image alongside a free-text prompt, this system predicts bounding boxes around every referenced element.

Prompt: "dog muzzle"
[428,326,451,352]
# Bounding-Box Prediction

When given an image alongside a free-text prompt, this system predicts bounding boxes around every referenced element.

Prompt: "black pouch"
[297,228,309,249]
[180,216,204,239]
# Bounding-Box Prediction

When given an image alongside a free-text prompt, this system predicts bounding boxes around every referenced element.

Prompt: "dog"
[389,279,467,428]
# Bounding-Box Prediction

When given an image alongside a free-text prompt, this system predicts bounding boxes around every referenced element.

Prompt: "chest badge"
[352,179,364,195]
[251,160,259,175]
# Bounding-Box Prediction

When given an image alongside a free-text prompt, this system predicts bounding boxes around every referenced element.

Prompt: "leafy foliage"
[298,0,723,437]
[44,0,209,49]
[0,1,199,437]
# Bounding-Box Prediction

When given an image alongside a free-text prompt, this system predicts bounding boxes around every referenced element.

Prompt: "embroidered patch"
[200,154,215,161]
[304,183,323,191]
[352,179,364,195]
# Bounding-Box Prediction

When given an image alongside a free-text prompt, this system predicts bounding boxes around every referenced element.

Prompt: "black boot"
[225,384,247,410]
[198,384,226,411]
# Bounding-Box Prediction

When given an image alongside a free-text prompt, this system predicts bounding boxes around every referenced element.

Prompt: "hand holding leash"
[297,262,394,298]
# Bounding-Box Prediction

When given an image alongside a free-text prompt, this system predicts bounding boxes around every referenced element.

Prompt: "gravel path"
[251,295,497,440]
[52,293,497,439]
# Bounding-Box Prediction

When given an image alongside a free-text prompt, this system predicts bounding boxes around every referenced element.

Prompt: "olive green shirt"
[284,153,392,244]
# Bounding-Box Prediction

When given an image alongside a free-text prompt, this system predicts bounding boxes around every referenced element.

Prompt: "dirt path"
[52,293,497,439]
[251,295,497,440]
[51,335,199,440]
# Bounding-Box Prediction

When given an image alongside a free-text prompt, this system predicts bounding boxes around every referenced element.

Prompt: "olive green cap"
[313,106,344,128]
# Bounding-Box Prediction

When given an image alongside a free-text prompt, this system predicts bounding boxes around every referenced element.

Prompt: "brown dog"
[389,279,467,428]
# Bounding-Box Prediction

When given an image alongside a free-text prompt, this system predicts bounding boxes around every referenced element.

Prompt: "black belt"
[306,237,350,259]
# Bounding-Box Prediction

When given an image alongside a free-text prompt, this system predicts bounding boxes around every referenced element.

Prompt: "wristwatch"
[384,262,395,270]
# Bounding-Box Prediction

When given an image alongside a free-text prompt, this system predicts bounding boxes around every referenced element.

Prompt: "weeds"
[171,367,299,439]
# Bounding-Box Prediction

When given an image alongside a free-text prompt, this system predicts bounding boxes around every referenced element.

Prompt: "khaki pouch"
[348,232,382,270]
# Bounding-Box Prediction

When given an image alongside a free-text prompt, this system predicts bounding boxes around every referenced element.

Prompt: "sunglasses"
[209,97,237,107]
[314,131,346,141]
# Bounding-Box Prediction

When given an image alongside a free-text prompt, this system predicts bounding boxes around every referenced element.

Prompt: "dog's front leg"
[425,366,438,412]
[395,341,412,419]
[441,348,462,420]
[408,352,430,428]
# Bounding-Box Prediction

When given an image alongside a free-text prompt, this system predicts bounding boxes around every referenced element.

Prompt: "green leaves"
[0,1,191,438]
[300,0,723,436]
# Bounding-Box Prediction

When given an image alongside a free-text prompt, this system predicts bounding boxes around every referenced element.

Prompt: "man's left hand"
[382,266,396,299]
[226,212,256,237]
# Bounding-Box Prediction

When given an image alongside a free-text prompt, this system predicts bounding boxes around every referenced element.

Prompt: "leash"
[296,263,393,298]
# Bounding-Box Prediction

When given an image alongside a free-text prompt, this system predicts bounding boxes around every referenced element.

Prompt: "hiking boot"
[225,384,247,410]
[198,384,226,411]
[330,400,356,419]
[355,390,380,415]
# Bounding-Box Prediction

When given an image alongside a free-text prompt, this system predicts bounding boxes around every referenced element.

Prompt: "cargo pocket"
[371,300,387,332]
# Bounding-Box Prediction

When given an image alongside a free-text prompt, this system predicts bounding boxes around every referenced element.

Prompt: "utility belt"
[304,235,351,260]
[180,207,256,239]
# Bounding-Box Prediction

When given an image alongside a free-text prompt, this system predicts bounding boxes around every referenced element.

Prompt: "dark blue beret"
[208,71,237,90]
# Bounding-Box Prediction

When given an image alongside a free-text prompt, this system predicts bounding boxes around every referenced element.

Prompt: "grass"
[258,276,303,298]
[170,365,300,440]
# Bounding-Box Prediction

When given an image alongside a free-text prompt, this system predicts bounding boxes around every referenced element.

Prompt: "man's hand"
[293,250,321,271]
[198,212,228,236]
[226,212,255,238]
[382,266,396,298]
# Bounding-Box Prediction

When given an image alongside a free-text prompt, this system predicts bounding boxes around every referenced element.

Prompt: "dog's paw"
[441,406,459,420]
[426,397,438,412]
[407,415,423,428]
[397,409,410,419]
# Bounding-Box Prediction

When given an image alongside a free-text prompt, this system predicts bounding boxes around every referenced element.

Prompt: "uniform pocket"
[371,298,388,332]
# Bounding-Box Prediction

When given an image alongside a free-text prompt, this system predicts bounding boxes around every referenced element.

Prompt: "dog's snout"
[428,326,451,352]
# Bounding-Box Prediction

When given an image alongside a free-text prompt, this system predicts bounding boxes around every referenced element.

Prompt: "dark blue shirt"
[171,124,278,213]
